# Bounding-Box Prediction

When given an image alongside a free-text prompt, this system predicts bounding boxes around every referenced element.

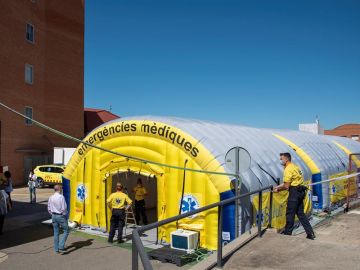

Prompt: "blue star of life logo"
[256,207,270,226]
[116,198,121,205]
[332,185,336,194]
[77,184,86,202]
[180,195,200,218]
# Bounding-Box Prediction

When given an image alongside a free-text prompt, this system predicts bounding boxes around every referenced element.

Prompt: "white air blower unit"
[170,229,199,253]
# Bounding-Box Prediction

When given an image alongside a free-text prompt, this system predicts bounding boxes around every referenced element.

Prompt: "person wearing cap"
[132,178,148,225]
[273,152,315,240]
[48,185,69,253]
[107,182,132,243]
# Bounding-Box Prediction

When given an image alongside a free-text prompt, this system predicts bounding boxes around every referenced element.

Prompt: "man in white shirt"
[48,185,69,253]
[0,184,11,235]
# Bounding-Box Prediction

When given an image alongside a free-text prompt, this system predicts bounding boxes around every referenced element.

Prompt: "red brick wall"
[325,124,360,142]
[0,0,84,186]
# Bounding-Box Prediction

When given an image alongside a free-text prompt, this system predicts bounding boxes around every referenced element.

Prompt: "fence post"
[258,191,262,237]
[217,205,223,268]
[269,187,273,228]
[132,234,139,270]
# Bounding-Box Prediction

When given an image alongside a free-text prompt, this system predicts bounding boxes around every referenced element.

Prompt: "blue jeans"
[29,187,36,203]
[52,214,69,252]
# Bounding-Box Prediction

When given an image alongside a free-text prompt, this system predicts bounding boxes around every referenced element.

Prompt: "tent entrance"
[111,171,158,224]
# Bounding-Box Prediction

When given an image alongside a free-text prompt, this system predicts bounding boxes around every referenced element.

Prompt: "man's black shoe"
[306,234,316,240]
[108,240,113,243]
[117,240,124,244]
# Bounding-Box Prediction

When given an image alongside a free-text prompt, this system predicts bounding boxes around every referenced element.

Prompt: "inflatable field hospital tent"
[62,116,360,250]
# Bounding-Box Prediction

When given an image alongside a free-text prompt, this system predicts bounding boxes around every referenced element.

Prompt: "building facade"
[0,0,84,186]
[84,108,120,135]
[299,119,324,135]
[325,124,360,142]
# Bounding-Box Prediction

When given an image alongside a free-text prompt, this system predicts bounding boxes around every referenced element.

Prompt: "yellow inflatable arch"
[63,120,231,249]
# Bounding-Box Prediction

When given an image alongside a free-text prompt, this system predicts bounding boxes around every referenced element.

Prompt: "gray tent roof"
[101,116,360,192]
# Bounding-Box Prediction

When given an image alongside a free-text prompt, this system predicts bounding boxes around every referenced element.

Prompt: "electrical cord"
[177,159,188,229]
[0,101,237,178]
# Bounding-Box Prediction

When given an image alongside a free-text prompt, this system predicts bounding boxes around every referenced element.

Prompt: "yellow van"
[34,165,65,188]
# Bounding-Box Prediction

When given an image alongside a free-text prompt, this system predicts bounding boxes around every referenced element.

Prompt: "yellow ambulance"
[34,165,65,188]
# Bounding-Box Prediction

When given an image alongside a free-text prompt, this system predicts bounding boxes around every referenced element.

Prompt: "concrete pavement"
[2,188,360,270]
[223,210,360,270]
[0,188,189,270]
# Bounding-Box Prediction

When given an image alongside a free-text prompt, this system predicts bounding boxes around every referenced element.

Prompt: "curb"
[0,252,8,263]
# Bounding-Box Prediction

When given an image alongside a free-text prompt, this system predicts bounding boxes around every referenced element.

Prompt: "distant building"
[84,108,120,135]
[325,124,360,142]
[299,118,324,135]
[0,1,84,186]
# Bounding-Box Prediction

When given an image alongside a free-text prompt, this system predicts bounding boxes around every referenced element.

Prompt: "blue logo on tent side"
[77,184,86,202]
[256,207,270,226]
[180,194,200,218]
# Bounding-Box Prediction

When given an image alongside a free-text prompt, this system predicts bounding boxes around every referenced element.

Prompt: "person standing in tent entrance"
[132,178,148,225]
[273,152,316,240]
[107,182,132,244]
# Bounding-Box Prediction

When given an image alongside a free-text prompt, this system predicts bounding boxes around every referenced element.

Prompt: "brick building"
[84,108,120,135]
[0,0,84,186]
[325,124,360,142]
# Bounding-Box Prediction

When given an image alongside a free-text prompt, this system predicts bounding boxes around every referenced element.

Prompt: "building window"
[26,23,35,43]
[25,64,34,84]
[351,135,359,141]
[25,107,33,125]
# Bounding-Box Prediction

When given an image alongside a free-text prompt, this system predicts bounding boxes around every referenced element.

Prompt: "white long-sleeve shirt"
[48,192,67,216]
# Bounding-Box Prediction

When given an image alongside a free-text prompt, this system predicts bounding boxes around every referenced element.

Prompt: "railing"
[132,185,274,270]
[346,153,360,211]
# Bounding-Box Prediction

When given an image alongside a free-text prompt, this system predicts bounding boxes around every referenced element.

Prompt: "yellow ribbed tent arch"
[63,120,232,249]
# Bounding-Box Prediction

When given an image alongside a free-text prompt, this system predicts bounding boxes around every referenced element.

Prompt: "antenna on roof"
[316,115,319,125]
[109,104,112,112]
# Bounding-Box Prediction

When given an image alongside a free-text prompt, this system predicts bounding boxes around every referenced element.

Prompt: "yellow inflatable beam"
[333,142,360,168]
[273,134,320,174]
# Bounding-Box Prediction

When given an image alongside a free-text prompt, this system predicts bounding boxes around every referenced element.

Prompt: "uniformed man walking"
[107,182,132,243]
[273,152,315,240]
[132,178,148,225]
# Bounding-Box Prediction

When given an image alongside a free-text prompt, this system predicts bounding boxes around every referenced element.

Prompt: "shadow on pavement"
[6,200,48,218]
[0,200,53,249]
[62,239,94,254]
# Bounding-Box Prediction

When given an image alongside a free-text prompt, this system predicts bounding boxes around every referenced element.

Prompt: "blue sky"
[85,0,360,129]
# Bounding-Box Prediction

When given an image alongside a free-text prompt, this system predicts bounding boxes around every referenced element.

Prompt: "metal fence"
[131,185,274,270]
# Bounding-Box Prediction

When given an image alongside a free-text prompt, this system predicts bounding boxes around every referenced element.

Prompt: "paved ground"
[0,188,189,270]
[2,188,360,270]
[224,209,360,270]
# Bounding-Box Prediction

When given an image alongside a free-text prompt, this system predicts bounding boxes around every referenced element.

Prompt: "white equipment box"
[170,229,199,253]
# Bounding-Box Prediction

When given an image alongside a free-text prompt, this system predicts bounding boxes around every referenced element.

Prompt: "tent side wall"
[62,115,360,250]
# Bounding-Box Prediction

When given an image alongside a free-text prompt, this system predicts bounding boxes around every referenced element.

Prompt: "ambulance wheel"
[37,178,44,188]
